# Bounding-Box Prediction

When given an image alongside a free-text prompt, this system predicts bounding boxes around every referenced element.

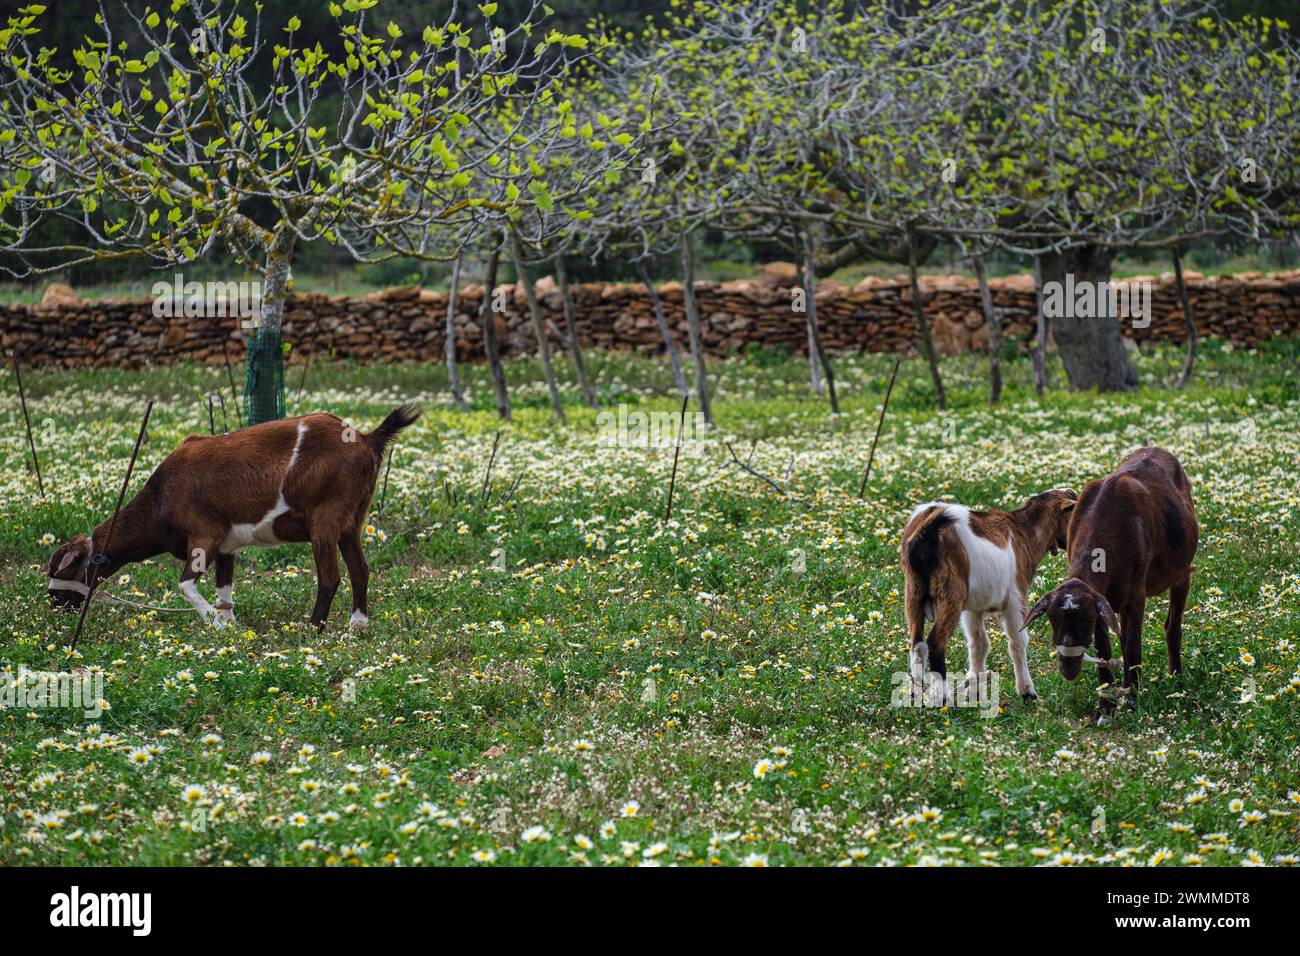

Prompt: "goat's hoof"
[1021,690,1037,703]
[349,610,369,631]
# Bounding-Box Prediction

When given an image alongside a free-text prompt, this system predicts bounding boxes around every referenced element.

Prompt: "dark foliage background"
[0,0,1293,290]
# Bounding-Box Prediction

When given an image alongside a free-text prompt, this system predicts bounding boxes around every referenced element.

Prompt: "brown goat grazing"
[1025,447,1197,718]
[47,404,420,631]
[901,489,1077,704]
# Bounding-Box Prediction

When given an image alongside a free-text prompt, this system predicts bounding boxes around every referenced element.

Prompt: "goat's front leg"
[179,536,225,628]
[309,537,341,631]
[214,553,237,625]
[339,528,369,630]
[1120,598,1145,693]
[1092,619,1118,724]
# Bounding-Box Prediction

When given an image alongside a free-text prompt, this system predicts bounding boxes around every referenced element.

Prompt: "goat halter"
[48,577,91,598]
[1057,642,1123,669]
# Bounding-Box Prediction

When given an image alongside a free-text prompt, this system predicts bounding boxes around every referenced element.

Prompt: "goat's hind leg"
[214,552,237,625]
[339,528,370,631]
[920,603,961,707]
[308,536,341,631]
[1164,575,1189,676]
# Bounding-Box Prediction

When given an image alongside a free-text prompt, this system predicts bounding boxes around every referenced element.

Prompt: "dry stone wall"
[3,263,1297,368]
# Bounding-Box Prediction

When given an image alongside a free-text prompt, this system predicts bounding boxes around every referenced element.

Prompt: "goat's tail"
[368,404,421,455]
[901,507,953,640]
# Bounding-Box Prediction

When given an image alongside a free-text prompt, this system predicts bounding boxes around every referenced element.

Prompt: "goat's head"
[46,534,97,611]
[1024,576,1118,681]
[1033,487,1078,556]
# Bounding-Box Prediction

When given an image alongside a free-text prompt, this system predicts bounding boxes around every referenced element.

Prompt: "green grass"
[1,339,1297,866]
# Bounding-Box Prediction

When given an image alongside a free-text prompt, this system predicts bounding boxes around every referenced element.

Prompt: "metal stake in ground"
[378,447,394,516]
[69,399,155,653]
[207,395,216,435]
[664,394,690,522]
[9,351,45,498]
[859,358,901,498]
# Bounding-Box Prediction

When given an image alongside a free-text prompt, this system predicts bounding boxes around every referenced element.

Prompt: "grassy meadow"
[1,340,1297,866]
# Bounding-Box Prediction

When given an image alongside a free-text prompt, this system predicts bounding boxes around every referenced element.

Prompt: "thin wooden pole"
[222,339,243,421]
[378,448,394,516]
[445,254,469,412]
[1173,245,1199,388]
[69,399,154,652]
[640,261,689,399]
[664,393,689,522]
[1032,255,1047,398]
[907,227,945,411]
[10,352,45,498]
[859,359,901,498]
[207,395,216,435]
[294,335,314,409]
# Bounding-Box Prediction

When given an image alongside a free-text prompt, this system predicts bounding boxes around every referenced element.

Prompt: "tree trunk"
[640,261,689,398]
[807,318,823,395]
[1173,245,1198,389]
[445,254,468,411]
[680,231,714,424]
[510,231,566,423]
[970,248,1001,405]
[554,255,596,408]
[1039,244,1139,391]
[801,235,839,414]
[480,239,511,421]
[1032,254,1047,397]
[907,230,946,412]
[246,230,296,426]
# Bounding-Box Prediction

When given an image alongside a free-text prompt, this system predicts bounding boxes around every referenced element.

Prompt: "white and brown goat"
[47,405,420,631]
[901,489,1077,703]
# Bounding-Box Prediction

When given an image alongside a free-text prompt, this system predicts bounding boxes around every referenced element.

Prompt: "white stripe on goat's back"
[286,420,307,472]
[218,422,308,554]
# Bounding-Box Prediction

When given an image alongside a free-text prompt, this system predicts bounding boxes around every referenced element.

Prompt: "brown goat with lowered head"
[901,488,1077,704]
[47,404,420,631]
[1025,447,1197,719]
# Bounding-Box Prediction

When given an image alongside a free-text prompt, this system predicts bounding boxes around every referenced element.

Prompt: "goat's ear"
[1095,597,1120,635]
[1024,591,1053,629]
[56,549,80,574]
